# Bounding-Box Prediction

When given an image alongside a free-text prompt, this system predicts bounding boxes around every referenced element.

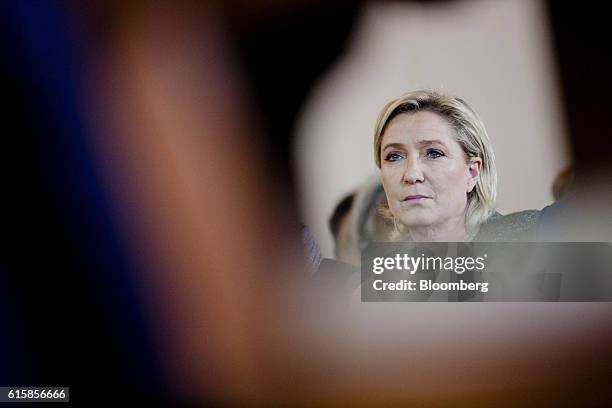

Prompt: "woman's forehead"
[382,111,456,146]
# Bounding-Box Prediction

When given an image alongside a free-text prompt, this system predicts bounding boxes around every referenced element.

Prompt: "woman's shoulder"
[475,210,541,241]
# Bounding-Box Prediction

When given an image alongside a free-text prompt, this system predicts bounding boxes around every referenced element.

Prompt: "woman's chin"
[397,214,437,229]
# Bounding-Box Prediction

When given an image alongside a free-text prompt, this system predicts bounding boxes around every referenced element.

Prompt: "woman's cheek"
[381,168,396,189]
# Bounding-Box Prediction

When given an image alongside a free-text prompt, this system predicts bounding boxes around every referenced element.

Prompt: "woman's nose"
[402,157,424,184]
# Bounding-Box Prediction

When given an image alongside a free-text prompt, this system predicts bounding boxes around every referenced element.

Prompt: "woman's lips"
[402,194,430,201]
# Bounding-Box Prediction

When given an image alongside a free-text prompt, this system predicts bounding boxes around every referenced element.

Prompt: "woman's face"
[380,111,480,233]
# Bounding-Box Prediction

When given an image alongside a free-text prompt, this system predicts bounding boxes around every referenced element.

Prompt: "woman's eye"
[426,149,444,159]
[385,152,402,162]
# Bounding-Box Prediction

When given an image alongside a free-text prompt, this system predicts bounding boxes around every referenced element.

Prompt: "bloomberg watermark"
[361,242,612,302]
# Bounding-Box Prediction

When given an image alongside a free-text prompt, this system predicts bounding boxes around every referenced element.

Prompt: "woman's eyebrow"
[382,142,405,151]
[417,139,446,147]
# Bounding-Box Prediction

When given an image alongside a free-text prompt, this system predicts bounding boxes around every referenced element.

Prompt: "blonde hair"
[373,89,497,234]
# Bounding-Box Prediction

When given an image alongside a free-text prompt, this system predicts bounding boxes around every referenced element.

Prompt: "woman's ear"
[467,158,482,193]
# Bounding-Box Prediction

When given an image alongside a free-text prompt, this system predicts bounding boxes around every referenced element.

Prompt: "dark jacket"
[475,210,541,242]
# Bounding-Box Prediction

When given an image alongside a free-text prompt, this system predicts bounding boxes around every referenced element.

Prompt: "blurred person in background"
[329,192,357,263]
[328,176,392,266]
[537,0,612,243]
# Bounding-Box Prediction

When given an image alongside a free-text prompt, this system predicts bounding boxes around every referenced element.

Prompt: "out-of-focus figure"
[328,175,392,266]
[329,192,357,263]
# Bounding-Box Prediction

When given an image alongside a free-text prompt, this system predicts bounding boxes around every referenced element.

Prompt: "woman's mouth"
[402,194,430,201]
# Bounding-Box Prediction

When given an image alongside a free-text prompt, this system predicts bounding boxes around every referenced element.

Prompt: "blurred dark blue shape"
[0,1,166,402]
